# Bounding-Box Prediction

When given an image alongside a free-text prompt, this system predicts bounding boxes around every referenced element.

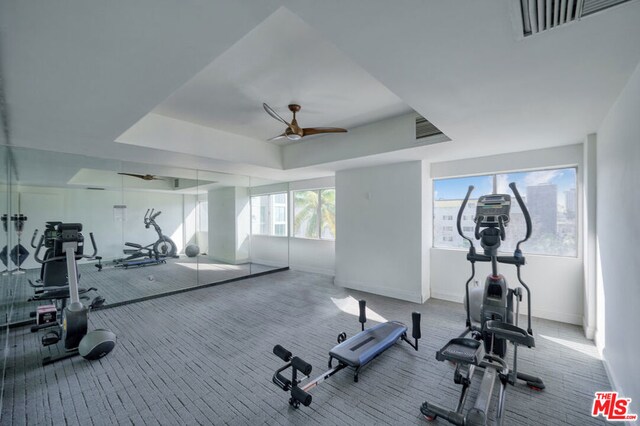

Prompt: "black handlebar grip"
[291,357,312,376]
[31,229,39,248]
[89,232,98,257]
[291,386,312,407]
[509,182,532,241]
[412,312,421,340]
[273,345,292,362]
[497,256,525,266]
[359,300,367,324]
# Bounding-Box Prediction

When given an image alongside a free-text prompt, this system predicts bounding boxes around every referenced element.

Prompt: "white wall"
[430,145,585,325]
[12,186,195,269]
[431,250,584,324]
[250,235,289,268]
[596,61,640,412]
[335,161,425,303]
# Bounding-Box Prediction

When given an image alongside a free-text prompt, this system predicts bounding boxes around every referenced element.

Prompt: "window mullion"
[317,189,322,240]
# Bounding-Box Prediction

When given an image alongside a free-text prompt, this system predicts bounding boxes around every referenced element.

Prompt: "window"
[434,167,577,256]
[293,188,336,240]
[251,193,288,236]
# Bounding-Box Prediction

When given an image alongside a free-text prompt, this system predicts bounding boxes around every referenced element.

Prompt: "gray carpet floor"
[1,257,278,325]
[1,270,610,425]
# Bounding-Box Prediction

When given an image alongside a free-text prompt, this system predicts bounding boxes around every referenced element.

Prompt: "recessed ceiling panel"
[150,7,412,141]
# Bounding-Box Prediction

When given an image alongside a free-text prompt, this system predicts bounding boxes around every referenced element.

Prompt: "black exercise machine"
[30,223,116,365]
[420,183,544,425]
[272,300,421,408]
[113,208,176,269]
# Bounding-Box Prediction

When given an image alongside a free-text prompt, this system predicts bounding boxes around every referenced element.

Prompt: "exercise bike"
[420,182,544,425]
[31,223,116,366]
[114,208,177,269]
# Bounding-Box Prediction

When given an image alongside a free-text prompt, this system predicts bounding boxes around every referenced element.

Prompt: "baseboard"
[602,353,639,426]
[583,323,596,340]
[334,279,422,304]
[430,290,463,304]
[290,264,335,276]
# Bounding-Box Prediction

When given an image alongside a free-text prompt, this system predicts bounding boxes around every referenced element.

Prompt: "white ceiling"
[1,1,640,183]
[149,8,411,142]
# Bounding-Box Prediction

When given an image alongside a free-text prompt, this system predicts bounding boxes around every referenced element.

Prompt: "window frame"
[291,187,336,241]
[432,165,579,258]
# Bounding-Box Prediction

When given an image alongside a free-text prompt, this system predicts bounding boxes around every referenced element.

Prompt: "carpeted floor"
[2,256,278,325]
[1,270,610,425]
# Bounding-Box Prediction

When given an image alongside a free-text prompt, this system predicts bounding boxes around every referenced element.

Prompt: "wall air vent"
[415,115,443,140]
[518,0,633,37]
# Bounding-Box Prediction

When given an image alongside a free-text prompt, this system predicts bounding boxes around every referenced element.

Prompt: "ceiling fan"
[263,103,347,142]
[118,173,164,181]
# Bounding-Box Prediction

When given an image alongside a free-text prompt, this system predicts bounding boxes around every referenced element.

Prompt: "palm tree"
[294,190,336,239]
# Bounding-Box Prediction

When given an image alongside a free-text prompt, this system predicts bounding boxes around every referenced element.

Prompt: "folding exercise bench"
[271,300,421,408]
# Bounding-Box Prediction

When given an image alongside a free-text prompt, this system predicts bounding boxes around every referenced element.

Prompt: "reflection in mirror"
[3,145,291,326]
[1,146,11,330]
[196,170,256,285]
[6,147,122,324]
[114,161,198,300]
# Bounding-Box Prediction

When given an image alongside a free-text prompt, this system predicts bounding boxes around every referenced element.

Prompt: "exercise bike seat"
[436,337,485,365]
[329,321,407,368]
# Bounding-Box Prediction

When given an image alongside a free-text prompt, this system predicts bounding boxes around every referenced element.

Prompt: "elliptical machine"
[114,208,177,268]
[420,182,544,425]
[31,223,116,366]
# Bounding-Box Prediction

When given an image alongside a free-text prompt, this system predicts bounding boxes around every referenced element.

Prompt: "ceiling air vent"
[416,115,442,140]
[518,0,633,36]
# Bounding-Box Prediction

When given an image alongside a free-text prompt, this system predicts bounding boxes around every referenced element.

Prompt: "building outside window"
[251,193,288,237]
[433,168,577,257]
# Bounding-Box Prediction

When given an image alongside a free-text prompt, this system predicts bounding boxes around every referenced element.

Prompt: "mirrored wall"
[0,146,289,326]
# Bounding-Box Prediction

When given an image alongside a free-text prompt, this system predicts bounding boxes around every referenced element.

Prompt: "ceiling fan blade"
[263,103,291,127]
[267,133,288,141]
[302,127,348,137]
[118,172,146,179]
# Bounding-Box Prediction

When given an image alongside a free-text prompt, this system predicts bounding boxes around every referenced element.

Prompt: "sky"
[434,168,577,201]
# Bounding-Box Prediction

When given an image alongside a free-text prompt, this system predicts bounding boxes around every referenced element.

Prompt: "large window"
[251,193,288,237]
[434,168,577,256]
[293,188,336,240]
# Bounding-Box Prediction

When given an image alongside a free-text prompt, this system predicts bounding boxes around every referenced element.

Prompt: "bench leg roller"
[291,386,312,407]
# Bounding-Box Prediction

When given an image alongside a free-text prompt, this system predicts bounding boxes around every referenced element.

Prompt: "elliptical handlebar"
[457,185,475,248]
[33,229,99,264]
[31,229,40,248]
[34,235,46,263]
[508,182,532,250]
[87,232,98,258]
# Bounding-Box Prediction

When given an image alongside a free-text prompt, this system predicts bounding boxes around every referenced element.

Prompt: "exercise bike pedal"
[42,330,61,346]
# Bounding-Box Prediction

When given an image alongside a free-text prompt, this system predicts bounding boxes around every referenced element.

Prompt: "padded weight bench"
[272,300,421,408]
